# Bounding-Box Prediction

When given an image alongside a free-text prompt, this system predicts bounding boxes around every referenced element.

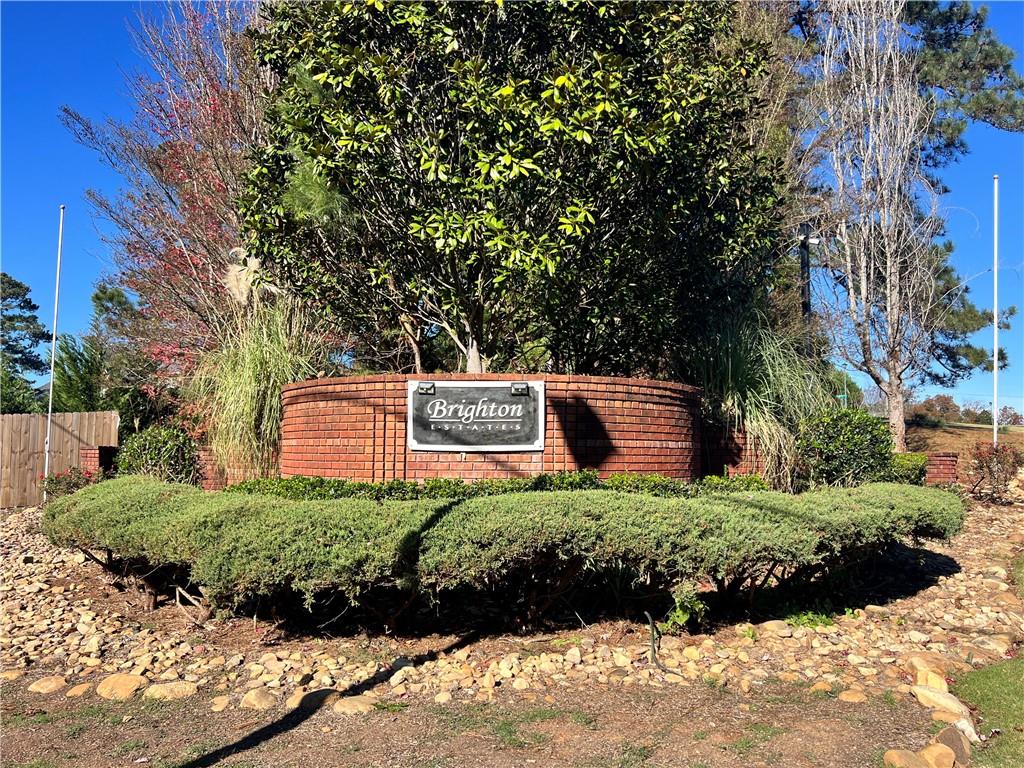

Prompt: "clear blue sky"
[2,1,1023,409]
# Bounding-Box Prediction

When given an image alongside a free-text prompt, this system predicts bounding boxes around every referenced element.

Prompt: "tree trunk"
[886,384,907,452]
[410,340,423,374]
[465,337,484,374]
[398,313,422,373]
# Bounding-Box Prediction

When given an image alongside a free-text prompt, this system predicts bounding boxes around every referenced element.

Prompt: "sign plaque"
[407,380,545,452]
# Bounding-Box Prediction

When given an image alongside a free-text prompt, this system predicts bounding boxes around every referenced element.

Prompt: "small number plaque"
[407,380,545,452]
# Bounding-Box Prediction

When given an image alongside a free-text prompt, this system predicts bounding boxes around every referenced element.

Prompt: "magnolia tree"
[243,1,782,374]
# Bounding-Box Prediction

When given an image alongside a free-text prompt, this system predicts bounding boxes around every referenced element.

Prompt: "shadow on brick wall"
[550,395,614,469]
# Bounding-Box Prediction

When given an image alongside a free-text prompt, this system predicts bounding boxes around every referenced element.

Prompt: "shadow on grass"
[172,631,479,768]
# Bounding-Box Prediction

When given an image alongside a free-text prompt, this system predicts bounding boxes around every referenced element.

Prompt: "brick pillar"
[80,447,101,476]
[925,452,958,485]
[80,445,117,476]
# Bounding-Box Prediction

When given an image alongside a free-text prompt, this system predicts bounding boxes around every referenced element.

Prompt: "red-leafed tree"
[61,2,265,383]
[63,3,347,477]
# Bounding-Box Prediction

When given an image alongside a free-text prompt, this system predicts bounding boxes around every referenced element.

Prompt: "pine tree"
[1,272,49,375]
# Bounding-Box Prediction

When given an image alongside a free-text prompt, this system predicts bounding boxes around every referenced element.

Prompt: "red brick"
[279,374,702,482]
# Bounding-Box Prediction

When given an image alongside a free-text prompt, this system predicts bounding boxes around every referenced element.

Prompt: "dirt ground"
[2,671,931,768]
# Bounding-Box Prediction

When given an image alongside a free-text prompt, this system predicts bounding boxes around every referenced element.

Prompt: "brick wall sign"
[279,374,702,482]
[407,380,544,451]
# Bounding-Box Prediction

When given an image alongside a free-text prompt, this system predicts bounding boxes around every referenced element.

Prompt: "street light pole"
[42,205,66,503]
[993,175,998,447]
[799,223,813,357]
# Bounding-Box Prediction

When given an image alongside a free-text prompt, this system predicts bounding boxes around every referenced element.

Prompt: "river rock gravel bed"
[2,498,1021,715]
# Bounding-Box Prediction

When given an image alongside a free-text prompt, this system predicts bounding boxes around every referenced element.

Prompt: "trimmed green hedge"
[43,478,963,614]
[224,470,769,501]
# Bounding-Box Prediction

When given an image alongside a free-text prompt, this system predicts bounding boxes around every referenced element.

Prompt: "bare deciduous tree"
[811,0,951,451]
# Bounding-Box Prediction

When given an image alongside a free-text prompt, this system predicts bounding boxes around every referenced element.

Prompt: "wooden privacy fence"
[0,411,119,507]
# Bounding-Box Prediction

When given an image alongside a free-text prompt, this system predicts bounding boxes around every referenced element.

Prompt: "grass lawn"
[951,554,1024,768]
[953,658,1024,768]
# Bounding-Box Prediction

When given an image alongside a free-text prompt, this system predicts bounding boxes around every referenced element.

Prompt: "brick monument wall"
[279,374,702,482]
[702,426,765,478]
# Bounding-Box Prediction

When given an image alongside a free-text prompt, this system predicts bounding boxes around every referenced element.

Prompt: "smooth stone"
[911,686,970,718]
[0,670,25,681]
[952,718,981,744]
[433,691,452,704]
[143,681,198,701]
[916,743,955,768]
[285,688,308,710]
[838,689,867,703]
[96,674,148,701]
[240,688,277,710]
[286,688,338,710]
[931,727,971,766]
[760,620,792,637]
[883,749,929,768]
[65,683,92,698]
[210,695,230,712]
[915,669,948,691]
[333,694,376,715]
[28,675,66,694]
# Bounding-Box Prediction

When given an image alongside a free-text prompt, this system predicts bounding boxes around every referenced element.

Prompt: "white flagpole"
[42,205,66,502]
[992,176,998,447]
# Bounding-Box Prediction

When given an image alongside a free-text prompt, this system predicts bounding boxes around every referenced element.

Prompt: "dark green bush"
[117,425,200,485]
[226,470,768,501]
[886,453,928,485]
[602,472,688,496]
[796,409,894,487]
[45,477,963,614]
[225,471,603,500]
[697,474,770,493]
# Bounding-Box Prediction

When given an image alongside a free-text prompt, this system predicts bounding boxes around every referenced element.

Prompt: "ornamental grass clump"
[44,478,964,619]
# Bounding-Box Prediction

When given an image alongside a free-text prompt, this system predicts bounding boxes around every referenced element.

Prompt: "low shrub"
[697,474,770,493]
[885,453,928,485]
[44,477,963,620]
[796,409,893,487]
[226,470,768,501]
[968,441,1024,501]
[117,425,201,485]
[42,467,99,500]
[658,581,707,635]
